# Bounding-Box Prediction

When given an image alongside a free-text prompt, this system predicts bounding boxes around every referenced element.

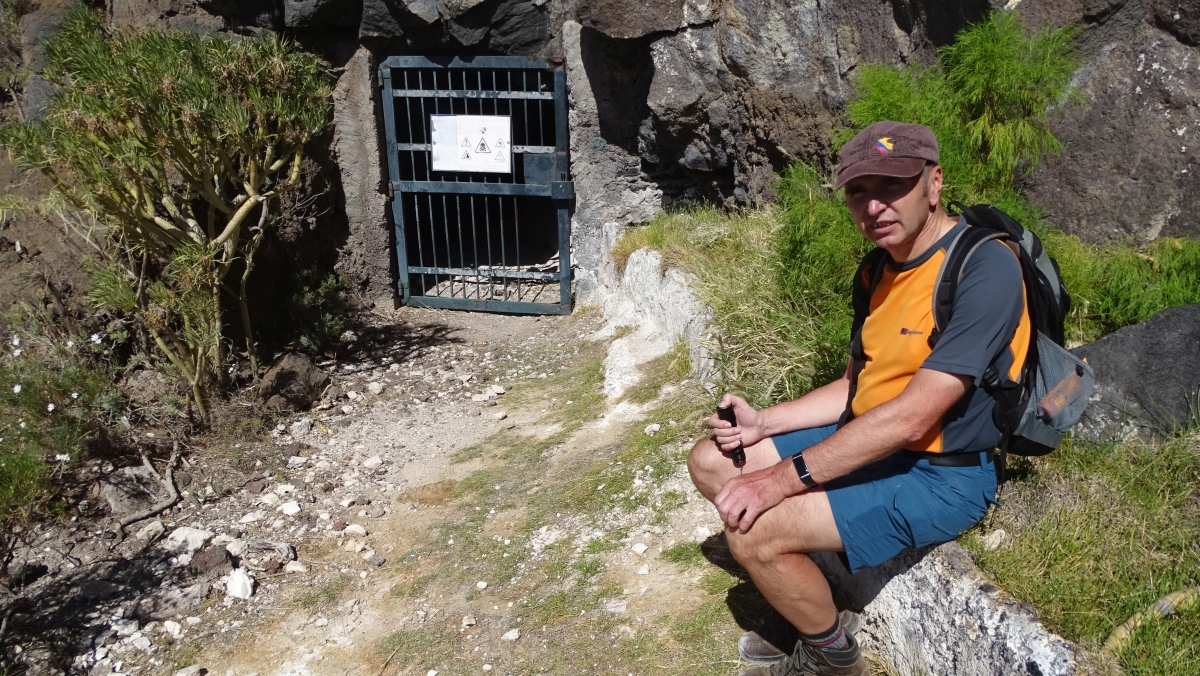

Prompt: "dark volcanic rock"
[190,545,234,578]
[1153,0,1200,46]
[259,354,330,412]
[1020,0,1200,244]
[1072,303,1200,441]
[284,0,363,28]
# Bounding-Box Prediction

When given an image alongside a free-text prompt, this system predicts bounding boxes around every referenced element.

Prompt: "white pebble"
[501,628,520,641]
[636,564,650,575]
[475,581,488,590]
[631,543,648,556]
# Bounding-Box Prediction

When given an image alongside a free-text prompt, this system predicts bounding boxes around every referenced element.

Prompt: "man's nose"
[867,199,888,216]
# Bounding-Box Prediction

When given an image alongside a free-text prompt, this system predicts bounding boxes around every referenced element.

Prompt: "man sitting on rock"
[687,121,1030,676]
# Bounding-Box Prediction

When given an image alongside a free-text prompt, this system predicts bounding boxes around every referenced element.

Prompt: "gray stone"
[161,527,214,557]
[1021,4,1200,243]
[368,554,386,566]
[1072,303,1200,442]
[133,583,208,621]
[172,666,206,676]
[102,465,172,521]
[812,543,1084,676]
[109,0,227,33]
[259,353,330,412]
[246,539,297,562]
[284,0,363,28]
[290,417,314,437]
[332,46,392,308]
[576,0,713,40]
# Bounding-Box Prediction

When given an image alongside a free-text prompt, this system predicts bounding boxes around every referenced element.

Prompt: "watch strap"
[792,452,818,489]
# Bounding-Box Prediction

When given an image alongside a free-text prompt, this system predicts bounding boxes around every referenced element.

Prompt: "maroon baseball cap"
[833,121,939,190]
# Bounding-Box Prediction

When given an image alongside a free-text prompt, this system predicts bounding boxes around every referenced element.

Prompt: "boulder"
[102,465,172,521]
[258,353,330,411]
[812,543,1085,675]
[1019,1,1200,243]
[283,0,362,28]
[1072,303,1200,442]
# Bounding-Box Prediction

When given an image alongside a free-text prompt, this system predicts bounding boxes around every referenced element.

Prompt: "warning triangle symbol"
[461,150,471,160]
[495,150,505,162]
[495,138,505,147]
[461,137,470,146]
[476,139,491,154]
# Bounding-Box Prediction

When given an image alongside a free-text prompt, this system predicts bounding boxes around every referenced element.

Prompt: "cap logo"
[874,137,894,155]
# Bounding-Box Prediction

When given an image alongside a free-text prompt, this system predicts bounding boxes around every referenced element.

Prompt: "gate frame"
[379,55,573,315]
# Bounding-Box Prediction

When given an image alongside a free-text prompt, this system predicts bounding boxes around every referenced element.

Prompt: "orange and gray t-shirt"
[851,219,1031,454]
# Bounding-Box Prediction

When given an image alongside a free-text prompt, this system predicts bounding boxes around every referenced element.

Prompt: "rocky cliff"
[1,0,1196,309]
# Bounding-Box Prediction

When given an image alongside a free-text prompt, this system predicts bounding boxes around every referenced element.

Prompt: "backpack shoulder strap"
[839,247,889,428]
[928,223,1005,349]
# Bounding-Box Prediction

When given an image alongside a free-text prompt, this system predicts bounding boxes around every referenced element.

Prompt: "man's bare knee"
[687,438,723,500]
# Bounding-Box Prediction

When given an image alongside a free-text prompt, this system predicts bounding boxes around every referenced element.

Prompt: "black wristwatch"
[793,453,818,489]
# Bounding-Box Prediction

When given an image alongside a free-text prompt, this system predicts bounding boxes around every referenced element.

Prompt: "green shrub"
[0,316,120,524]
[0,8,332,420]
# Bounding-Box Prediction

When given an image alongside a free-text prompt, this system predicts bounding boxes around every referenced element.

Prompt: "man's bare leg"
[687,437,842,634]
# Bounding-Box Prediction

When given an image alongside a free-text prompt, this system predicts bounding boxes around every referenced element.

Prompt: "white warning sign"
[430,115,512,174]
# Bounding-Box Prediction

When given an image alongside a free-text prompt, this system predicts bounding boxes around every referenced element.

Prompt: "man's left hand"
[713,462,796,534]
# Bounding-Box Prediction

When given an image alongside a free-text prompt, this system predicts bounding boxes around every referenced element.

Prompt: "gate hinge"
[388,187,395,199]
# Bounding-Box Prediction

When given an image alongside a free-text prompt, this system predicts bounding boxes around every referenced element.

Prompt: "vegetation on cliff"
[0,8,332,421]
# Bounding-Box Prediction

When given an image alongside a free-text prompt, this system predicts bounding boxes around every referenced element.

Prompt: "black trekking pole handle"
[716,404,747,468]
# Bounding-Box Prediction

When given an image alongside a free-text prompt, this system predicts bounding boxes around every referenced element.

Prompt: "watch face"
[793,454,816,487]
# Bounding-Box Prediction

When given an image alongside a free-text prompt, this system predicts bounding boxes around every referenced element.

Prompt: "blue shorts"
[774,425,997,573]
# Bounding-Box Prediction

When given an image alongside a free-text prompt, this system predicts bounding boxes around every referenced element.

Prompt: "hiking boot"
[738,611,861,666]
[738,631,868,676]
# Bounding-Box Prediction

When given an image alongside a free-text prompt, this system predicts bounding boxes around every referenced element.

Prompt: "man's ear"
[926,164,944,208]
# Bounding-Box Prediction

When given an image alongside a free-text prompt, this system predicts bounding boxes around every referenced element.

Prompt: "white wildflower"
[11,385,20,394]
[18,422,25,429]
[54,454,69,463]
[70,392,79,399]
[89,334,101,344]
[10,337,18,346]
[66,340,74,348]
[11,349,20,357]
[46,403,55,413]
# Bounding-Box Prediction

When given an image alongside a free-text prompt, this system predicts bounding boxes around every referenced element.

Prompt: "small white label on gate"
[430,115,512,173]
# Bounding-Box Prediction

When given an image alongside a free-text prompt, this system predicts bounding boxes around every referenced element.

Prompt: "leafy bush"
[270,271,348,355]
[0,315,121,523]
[0,8,332,420]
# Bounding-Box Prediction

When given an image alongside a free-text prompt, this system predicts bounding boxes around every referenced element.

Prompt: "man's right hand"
[707,394,765,456]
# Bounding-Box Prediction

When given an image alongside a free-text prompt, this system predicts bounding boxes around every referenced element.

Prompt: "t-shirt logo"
[875,137,894,155]
[899,327,923,336]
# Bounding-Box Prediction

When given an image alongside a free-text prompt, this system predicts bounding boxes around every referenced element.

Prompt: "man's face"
[843,166,941,256]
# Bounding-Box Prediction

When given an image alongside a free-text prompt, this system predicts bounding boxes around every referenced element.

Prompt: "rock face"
[813,543,1086,676]
[258,353,330,412]
[1019,0,1200,243]
[1071,303,1200,442]
[332,46,393,308]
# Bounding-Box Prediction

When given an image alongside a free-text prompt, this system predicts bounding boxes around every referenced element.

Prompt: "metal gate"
[379,56,573,314]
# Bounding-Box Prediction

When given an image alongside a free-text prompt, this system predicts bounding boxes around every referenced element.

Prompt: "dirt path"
[175,307,760,676]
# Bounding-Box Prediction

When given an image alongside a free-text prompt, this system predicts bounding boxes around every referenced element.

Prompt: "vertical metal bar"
[455,192,466,297]
[554,65,572,312]
[380,66,410,305]
[522,71,529,148]
[442,194,453,298]
[536,70,545,146]
[513,195,522,302]
[490,194,502,301]
[419,70,431,182]
[477,194,490,300]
